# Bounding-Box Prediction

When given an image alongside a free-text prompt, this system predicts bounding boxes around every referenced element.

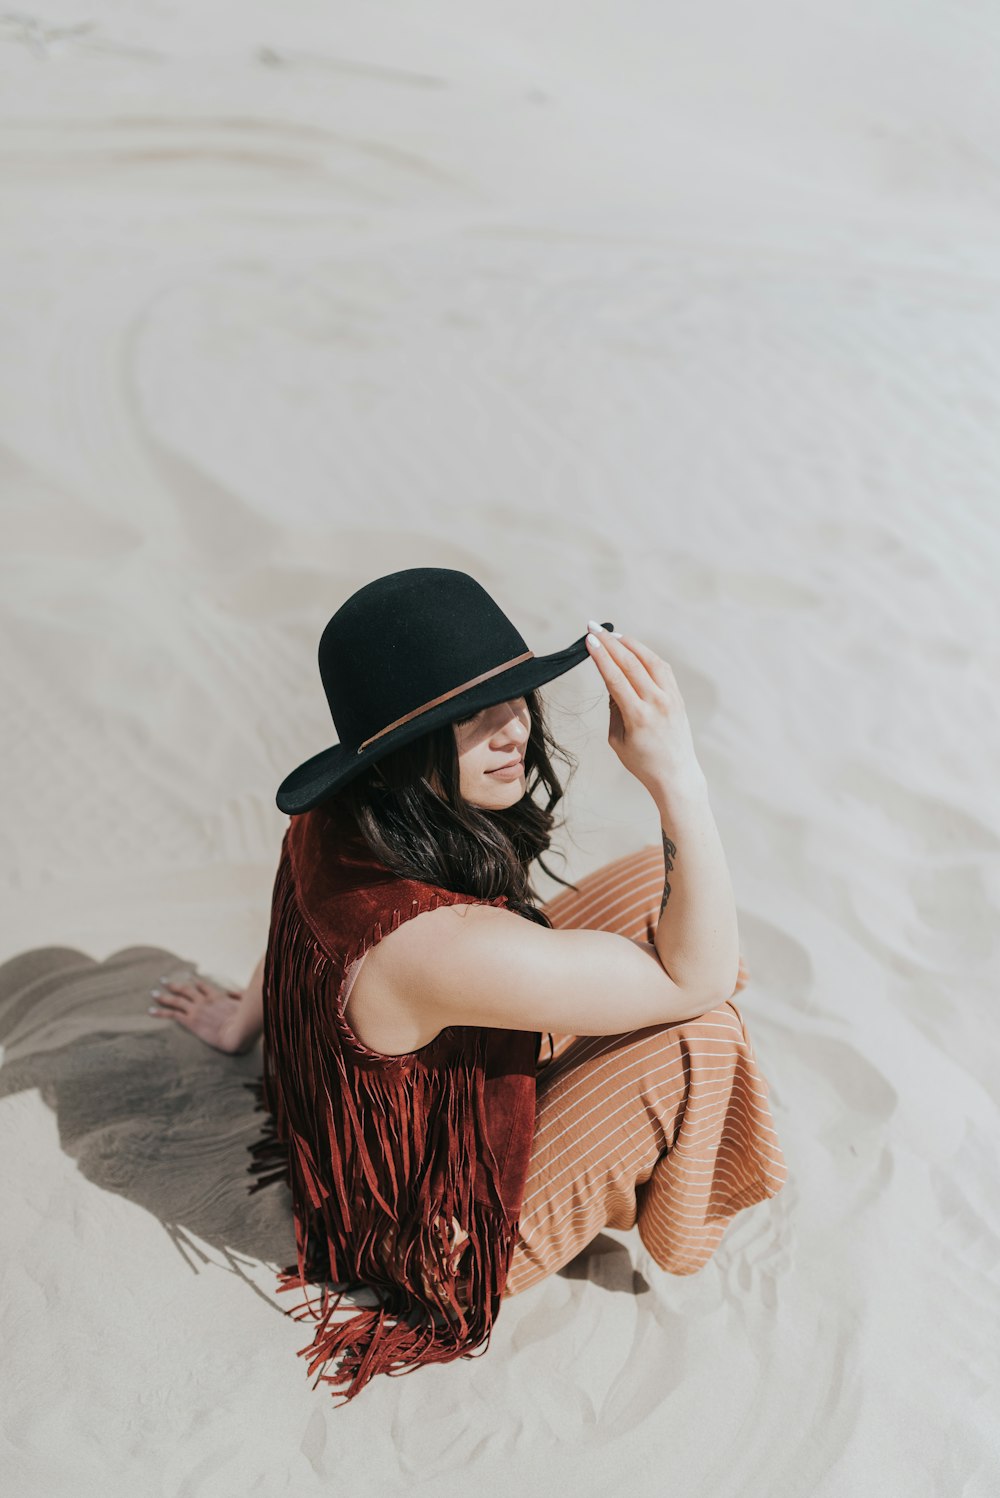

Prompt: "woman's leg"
[503,844,787,1298]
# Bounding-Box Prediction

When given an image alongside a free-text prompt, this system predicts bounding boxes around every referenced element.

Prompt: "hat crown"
[318,568,529,749]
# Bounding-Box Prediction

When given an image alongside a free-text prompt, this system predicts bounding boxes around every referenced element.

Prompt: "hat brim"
[275,622,613,815]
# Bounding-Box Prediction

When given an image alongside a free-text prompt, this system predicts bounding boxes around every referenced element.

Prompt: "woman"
[147,567,787,1404]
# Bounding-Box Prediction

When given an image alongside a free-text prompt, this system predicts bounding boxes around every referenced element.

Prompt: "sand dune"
[2,4,998,1494]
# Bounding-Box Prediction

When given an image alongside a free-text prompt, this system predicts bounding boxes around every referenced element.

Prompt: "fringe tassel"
[243,847,523,1405]
[243,1074,291,1194]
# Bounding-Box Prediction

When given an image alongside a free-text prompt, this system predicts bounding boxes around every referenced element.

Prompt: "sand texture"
[2,4,999,1495]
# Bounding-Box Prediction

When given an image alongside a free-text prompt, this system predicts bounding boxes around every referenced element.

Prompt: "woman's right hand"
[148,971,256,1055]
[585,622,705,800]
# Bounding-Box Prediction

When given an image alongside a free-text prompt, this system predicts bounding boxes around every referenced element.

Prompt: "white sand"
[2,3,999,1494]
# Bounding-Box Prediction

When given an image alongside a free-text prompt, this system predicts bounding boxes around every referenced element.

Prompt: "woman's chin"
[470,777,526,809]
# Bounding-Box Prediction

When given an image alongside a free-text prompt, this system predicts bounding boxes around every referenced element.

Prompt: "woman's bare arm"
[378,886,738,1043]
[648,774,741,1002]
[230,952,266,1051]
[631,937,749,996]
[379,901,725,1039]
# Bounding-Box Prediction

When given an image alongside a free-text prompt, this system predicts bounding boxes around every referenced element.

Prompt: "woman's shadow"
[0,943,644,1307]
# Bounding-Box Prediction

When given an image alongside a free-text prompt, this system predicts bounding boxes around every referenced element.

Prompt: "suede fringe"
[244,849,521,1406]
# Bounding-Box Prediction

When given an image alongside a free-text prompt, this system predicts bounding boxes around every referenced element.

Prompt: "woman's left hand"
[147,972,254,1055]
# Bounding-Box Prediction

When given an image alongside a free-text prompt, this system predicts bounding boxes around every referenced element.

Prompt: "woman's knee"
[626,1000,743,1055]
[671,999,744,1040]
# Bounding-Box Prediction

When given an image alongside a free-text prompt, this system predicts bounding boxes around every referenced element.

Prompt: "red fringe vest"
[244,797,548,1405]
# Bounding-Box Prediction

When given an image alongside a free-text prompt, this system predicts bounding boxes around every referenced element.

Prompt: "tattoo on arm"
[660,831,677,915]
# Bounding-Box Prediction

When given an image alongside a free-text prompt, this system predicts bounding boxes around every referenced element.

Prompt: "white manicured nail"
[586,632,601,648]
[587,619,606,633]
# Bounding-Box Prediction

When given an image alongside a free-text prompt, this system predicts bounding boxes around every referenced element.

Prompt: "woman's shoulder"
[345,899,520,1055]
[373,896,519,977]
[369,896,527,992]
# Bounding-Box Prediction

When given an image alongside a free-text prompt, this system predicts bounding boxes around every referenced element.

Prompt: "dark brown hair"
[333,689,579,926]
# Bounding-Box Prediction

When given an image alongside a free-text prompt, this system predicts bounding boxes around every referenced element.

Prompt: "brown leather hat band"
[356,649,535,754]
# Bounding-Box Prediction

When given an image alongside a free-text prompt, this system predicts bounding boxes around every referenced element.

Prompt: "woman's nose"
[496,701,529,742]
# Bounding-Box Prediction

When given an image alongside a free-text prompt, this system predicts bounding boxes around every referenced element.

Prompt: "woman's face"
[452,697,531,808]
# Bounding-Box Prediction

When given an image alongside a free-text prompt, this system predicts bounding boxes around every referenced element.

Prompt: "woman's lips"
[487,758,524,778]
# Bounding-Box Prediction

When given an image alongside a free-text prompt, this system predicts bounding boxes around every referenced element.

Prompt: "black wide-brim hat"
[276,567,613,815]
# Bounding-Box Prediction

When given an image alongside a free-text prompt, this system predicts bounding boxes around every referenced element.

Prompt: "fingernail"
[148,1006,159,1014]
[150,988,162,997]
[610,630,623,638]
[586,632,601,648]
[587,619,606,633]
